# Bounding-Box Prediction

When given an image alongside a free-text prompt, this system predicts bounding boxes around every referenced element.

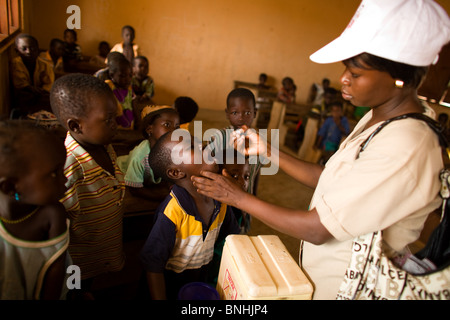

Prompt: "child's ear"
[167,168,186,181]
[0,177,17,196]
[145,125,153,138]
[67,118,81,134]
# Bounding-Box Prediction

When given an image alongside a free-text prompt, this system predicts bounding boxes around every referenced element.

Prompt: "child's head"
[0,120,67,206]
[15,34,39,63]
[109,57,132,89]
[121,25,135,45]
[329,101,344,118]
[149,131,218,185]
[282,77,295,90]
[98,41,111,58]
[173,96,199,125]
[50,73,118,146]
[132,56,149,80]
[140,105,180,146]
[259,73,268,85]
[63,29,77,44]
[49,38,65,59]
[226,88,256,129]
[221,150,250,192]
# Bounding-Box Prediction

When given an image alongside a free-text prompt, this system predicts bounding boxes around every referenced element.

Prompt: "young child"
[110,25,140,63]
[206,88,262,231]
[315,101,350,164]
[50,73,126,300]
[0,120,69,300]
[62,28,82,72]
[277,76,296,104]
[89,41,110,69]
[141,131,240,300]
[117,105,180,201]
[39,38,65,78]
[11,33,54,117]
[131,56,154,105]
[94,51,126,82]
[257,73,271,90]
[105,57,135,130]
[173,96,199,131]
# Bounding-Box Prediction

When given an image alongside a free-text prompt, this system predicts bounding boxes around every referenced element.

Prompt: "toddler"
[11,33,54,116]
[173,96,199,131]
[105,57,135,129]
[50,73,126,300]
[117,105,180,201]
[141,131,240,299]
[0,120,69,300]
[111,25,140,63]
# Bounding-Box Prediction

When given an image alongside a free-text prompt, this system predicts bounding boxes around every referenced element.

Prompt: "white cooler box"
[217,235,313,300]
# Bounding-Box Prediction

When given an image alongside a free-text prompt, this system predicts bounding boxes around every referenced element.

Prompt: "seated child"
[94,51,126,82]
[110,25,140,63]
[39,38,65,78]
[105,57,135,130]
[315,101,350,164]
[0,120,69,300]
[11,33,54,117]
[141,131,240,300]
[206,87,262,232]
[117,105,180,201]
[50,73,126,300]
[62,28,82,72]
[277,76,296,104]
[131,56,154,105]
[257,73,271,90]
[89,41,110,69]
[173,96,199,131]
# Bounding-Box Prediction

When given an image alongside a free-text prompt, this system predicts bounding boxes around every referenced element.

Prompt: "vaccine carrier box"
[217,235,313,300]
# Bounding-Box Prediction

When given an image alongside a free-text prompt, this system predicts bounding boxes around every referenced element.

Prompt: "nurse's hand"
[192,169,248,208]
[232,125,270,158]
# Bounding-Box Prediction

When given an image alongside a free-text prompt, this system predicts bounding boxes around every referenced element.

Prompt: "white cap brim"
[309,33,365,64]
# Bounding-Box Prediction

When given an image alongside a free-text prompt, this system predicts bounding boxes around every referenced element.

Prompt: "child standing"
[0,120,69,300]
[315,101,350,164]
[206,88,261,232]
[105,57,135,130]
[131,56,154,105]
[277,76,297,104]
[11,33,54,117]
[141,132,240,300]
[173,96,199,131]
[111,25,140,63]
[117,105,180,201]
[50,73,126,300]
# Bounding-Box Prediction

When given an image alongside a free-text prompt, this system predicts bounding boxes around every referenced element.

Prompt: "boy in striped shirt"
[50,73,126,300]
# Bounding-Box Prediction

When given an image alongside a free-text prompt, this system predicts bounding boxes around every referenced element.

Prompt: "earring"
[14,193,19,201]
[395,80,404,88]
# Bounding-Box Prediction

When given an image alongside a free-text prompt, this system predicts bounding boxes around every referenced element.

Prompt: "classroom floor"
[89,108,313,300]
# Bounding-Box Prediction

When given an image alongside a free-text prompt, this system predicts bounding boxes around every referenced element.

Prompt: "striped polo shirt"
[61,132,126,280]
[140,185,240,274]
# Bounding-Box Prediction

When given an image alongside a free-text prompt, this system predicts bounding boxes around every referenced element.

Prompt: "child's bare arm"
[40,253,67,300]
[146,271,166,300]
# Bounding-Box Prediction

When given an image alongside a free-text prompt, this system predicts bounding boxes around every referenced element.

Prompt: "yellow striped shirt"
[61,132,126,280]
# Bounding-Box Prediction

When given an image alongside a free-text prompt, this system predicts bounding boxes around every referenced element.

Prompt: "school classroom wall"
[0,0,449,116]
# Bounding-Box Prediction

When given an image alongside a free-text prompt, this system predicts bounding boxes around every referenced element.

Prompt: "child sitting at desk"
[140,131,240,300]
[117,105,180,202]
[11,33,54,117]
[39,38,65,79]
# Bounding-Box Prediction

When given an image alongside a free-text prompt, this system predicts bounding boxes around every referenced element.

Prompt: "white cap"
[310,0,450,66]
